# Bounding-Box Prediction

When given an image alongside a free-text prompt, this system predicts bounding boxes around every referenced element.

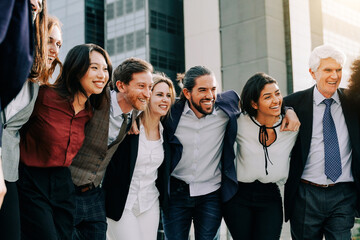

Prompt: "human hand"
[128,121,140,135]
[0,156,7,209]
[280,109,300,132]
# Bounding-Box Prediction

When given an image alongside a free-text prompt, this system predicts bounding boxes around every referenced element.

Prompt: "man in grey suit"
[71,57,153,240]
[284,45,360,240]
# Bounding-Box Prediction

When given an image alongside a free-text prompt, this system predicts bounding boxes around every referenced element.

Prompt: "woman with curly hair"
[0,5,54,240]
[347,58,360,105]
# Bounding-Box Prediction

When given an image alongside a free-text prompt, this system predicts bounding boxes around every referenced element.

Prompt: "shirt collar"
[182,101,217,117]
[110,90,133,118]
[139,121,164,143]
[313,86,340,106]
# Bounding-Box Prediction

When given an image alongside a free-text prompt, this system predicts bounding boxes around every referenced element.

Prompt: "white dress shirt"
[301,87,353,184]
[124,123,164,216]
[171,101,229,197]
[236,113,298,185]
[108,90,133,145]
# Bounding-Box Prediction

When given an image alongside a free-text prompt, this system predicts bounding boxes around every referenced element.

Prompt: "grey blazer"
[1,82,39,182]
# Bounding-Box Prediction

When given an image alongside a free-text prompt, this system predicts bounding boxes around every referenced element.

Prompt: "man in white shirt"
[284,45,360,240]
[162,65,300,240]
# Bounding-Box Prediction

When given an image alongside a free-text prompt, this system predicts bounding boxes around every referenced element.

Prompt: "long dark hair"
[53,43,112,109]
[240,72,278,117]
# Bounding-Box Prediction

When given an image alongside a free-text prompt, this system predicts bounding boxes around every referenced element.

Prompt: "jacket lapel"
[128,134,139,182]
[298,87,315,165]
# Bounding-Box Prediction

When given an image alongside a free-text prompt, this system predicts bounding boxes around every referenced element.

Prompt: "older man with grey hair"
[284,44,360,240]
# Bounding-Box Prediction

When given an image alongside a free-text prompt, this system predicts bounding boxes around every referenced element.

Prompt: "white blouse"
[236,113,298,185]
[124,122,164,216]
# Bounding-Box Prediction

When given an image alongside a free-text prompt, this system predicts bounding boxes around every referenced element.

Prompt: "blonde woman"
[103,73,175,240]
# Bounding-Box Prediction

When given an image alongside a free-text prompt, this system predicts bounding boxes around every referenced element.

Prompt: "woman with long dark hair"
[223,73,298,239]
[18,43,112,240]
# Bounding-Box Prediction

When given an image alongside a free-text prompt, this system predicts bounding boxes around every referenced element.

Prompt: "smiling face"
[184,74,217,118]
[149,82,172,118]
[30,0,42,22]
[47,25,62,69]
[116,71,153,111]
[310,57,342,98]
[252,83,282,119]
[79,50,109,97]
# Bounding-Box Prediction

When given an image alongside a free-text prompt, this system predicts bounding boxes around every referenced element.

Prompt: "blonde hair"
[141,72,175,133]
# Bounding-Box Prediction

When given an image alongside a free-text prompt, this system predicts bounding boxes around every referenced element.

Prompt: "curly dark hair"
[346,58,360,104]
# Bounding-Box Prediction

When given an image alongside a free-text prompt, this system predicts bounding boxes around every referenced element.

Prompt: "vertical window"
[107,39,115,56]
[126,0,133,14]
[126,33,134,50]
[135,29,145,48]
[135,0,144,10]
[116,36,125,53]
[106,3,114,20]
[116,0,124,17]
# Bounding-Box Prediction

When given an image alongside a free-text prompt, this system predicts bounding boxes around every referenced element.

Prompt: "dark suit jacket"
[163,90,240,202]
[103,122,171,221]
[0,0,33,109]
[283,86,360,221]
[0,0,33,145]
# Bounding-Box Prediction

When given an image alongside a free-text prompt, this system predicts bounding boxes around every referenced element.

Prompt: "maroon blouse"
[20,86,93,167]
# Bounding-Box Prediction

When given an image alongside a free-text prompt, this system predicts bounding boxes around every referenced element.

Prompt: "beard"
[190,96,214,116]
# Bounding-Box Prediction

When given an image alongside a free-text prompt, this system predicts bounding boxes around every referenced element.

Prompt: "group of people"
[1,1,360,240]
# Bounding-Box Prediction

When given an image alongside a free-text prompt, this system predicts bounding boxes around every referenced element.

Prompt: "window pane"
[116,36,124,53]
[116,0,123,17]
[126,33,134,50]
[135,29,145,48]
[106,3,114,20]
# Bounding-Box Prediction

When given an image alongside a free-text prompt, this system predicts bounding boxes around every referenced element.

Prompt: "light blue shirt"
[172,101,229,196]
[108,90,133,146]
[301,86,353,184]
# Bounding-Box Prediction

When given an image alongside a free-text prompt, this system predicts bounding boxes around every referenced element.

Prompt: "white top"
[236,113,298,185]
[172,101,229,196]
[302,86,353,184]
[108,90,134,145]
[125,122,164,216]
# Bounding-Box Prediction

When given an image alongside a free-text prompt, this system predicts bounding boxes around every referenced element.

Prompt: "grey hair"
[309,44,346,72]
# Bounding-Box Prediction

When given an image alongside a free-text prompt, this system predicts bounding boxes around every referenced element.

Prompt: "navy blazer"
[0,0,33,109]
[283,86,360,221]
[103,124,171,221]
[163,90,240,202]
